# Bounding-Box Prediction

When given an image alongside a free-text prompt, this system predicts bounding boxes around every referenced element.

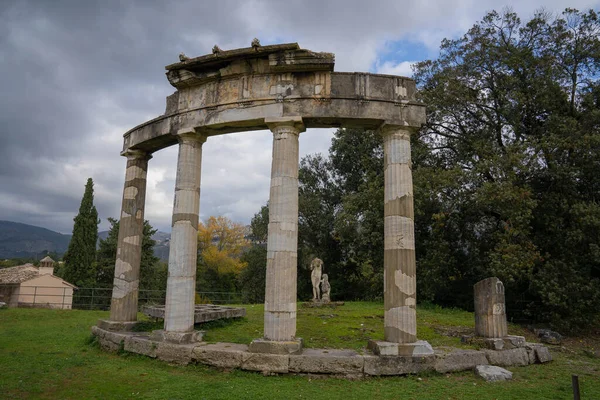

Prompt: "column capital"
[120,149,152,161]
[379,124,419,139]
[175,129,208,144]
[265,116,306,134]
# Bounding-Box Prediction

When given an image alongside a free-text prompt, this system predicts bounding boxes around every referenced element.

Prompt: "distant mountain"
[98,229,171,262]
[0,220,71,259]
[0,220,172,262]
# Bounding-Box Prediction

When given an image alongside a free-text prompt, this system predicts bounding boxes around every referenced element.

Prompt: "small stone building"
[0,256,76,309]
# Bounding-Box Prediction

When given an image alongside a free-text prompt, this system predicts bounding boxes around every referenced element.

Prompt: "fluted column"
[164,130,207,334]
[383,126,417,344]
[263,117,305,341]
[109,150,151,322]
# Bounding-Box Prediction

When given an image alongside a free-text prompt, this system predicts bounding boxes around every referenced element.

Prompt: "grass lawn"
[0,303,598,399]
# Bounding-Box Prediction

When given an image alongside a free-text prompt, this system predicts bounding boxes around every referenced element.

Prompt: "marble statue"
[310,257,323,301]
[321,274,331,303]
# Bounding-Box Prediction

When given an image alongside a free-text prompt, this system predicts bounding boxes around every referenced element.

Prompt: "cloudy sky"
[1,0,598,234]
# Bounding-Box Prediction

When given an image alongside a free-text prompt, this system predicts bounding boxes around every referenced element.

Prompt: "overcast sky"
[1,0,598,234]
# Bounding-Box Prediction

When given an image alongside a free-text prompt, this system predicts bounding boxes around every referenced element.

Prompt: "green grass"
[0,304,598,399]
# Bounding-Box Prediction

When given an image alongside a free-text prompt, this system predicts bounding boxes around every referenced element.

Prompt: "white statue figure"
[310,257,324,301]
[321,274,331,303]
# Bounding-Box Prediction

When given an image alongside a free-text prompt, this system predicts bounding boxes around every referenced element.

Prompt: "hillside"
[0,221,171,262]
[0,220,71,259]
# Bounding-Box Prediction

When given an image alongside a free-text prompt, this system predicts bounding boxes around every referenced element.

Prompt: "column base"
[97,319,139,332]
[368,340,434,356]
[150,330,204,344]
[249,338,303,355]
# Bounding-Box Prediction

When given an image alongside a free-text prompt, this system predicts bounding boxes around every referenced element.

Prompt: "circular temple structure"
[92,42,552,376]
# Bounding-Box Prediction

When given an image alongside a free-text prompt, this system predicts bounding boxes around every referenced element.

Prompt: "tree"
[294,129,388,300]
[412,8,600,330]
[196,216,249,293]
[61,178,100,287]
[95,218,165,291]
[238,244,267,303]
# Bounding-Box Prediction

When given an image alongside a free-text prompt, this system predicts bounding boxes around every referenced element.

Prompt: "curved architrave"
[122,71,425,154]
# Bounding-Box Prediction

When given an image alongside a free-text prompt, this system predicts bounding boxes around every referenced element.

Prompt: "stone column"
[105,150,151,329]
[474,277,508,338]
[249,117,305,354]
[368,125,432,356]
[383,126,417,344]
[159,130,207,342]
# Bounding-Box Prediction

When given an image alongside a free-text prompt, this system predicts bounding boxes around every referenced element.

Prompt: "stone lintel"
[368,339,434,357]
[150,329,204,344]
[97,319,139,332]
[248,338,303,355]
[265,116,306,133]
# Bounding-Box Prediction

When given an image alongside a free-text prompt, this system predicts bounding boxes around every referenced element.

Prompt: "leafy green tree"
[61,178,100,287]
[95,217,165,291]
[413,8,600,330]
[238,245,267,303]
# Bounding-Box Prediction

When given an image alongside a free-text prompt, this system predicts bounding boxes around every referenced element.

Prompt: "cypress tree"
[62,178,100,286]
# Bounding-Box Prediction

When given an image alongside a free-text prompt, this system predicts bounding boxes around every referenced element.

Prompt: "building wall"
[18,275,74,310]
[0,285,19,307]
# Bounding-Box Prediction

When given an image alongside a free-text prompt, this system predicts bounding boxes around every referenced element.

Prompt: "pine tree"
[62,178,100,286]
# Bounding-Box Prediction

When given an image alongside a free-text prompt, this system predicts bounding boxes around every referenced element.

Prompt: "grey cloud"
[1,0,598,234]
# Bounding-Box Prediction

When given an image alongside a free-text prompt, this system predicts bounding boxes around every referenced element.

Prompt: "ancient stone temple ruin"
[92,42,552,375]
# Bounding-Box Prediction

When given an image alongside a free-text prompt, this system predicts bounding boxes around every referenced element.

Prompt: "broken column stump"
[474,277,507,338]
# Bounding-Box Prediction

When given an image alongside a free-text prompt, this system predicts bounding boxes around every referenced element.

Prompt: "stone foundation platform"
[91,325,552,376]
[142,304,246,324]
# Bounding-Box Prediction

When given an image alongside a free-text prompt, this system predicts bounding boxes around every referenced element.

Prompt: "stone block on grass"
[193,342,247,369]
[289,349,364,374]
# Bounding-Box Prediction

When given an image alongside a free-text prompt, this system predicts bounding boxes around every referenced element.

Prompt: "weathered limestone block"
[92,327,128,352]
[484,348,530,367]
[164,131,207,334]
[368,340,434,356]
[192,343,247,369]
[484,338,505,350]
[97,319,138,332]
[525,343,553,363]
[535,328,563,345]
[150,329,203,344]
[289,349,364,375]
[474,277,508,338]
[382,126,418,344]
[241,352,290,374]
[124,336,157,358]
[363,355,435,376]
[156,342,196,365]
[475,365,513,382]
[503,335,526,349]
[434,349,489,373]
[262,117,305,342]
[110,150,151,322]
[248,338,303,355]
[534,346,552,363]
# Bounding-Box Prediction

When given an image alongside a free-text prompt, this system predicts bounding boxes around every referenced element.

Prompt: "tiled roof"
[0,264,39,284]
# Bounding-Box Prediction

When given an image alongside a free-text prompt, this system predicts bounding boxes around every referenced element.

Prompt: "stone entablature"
[121,42,424,154]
